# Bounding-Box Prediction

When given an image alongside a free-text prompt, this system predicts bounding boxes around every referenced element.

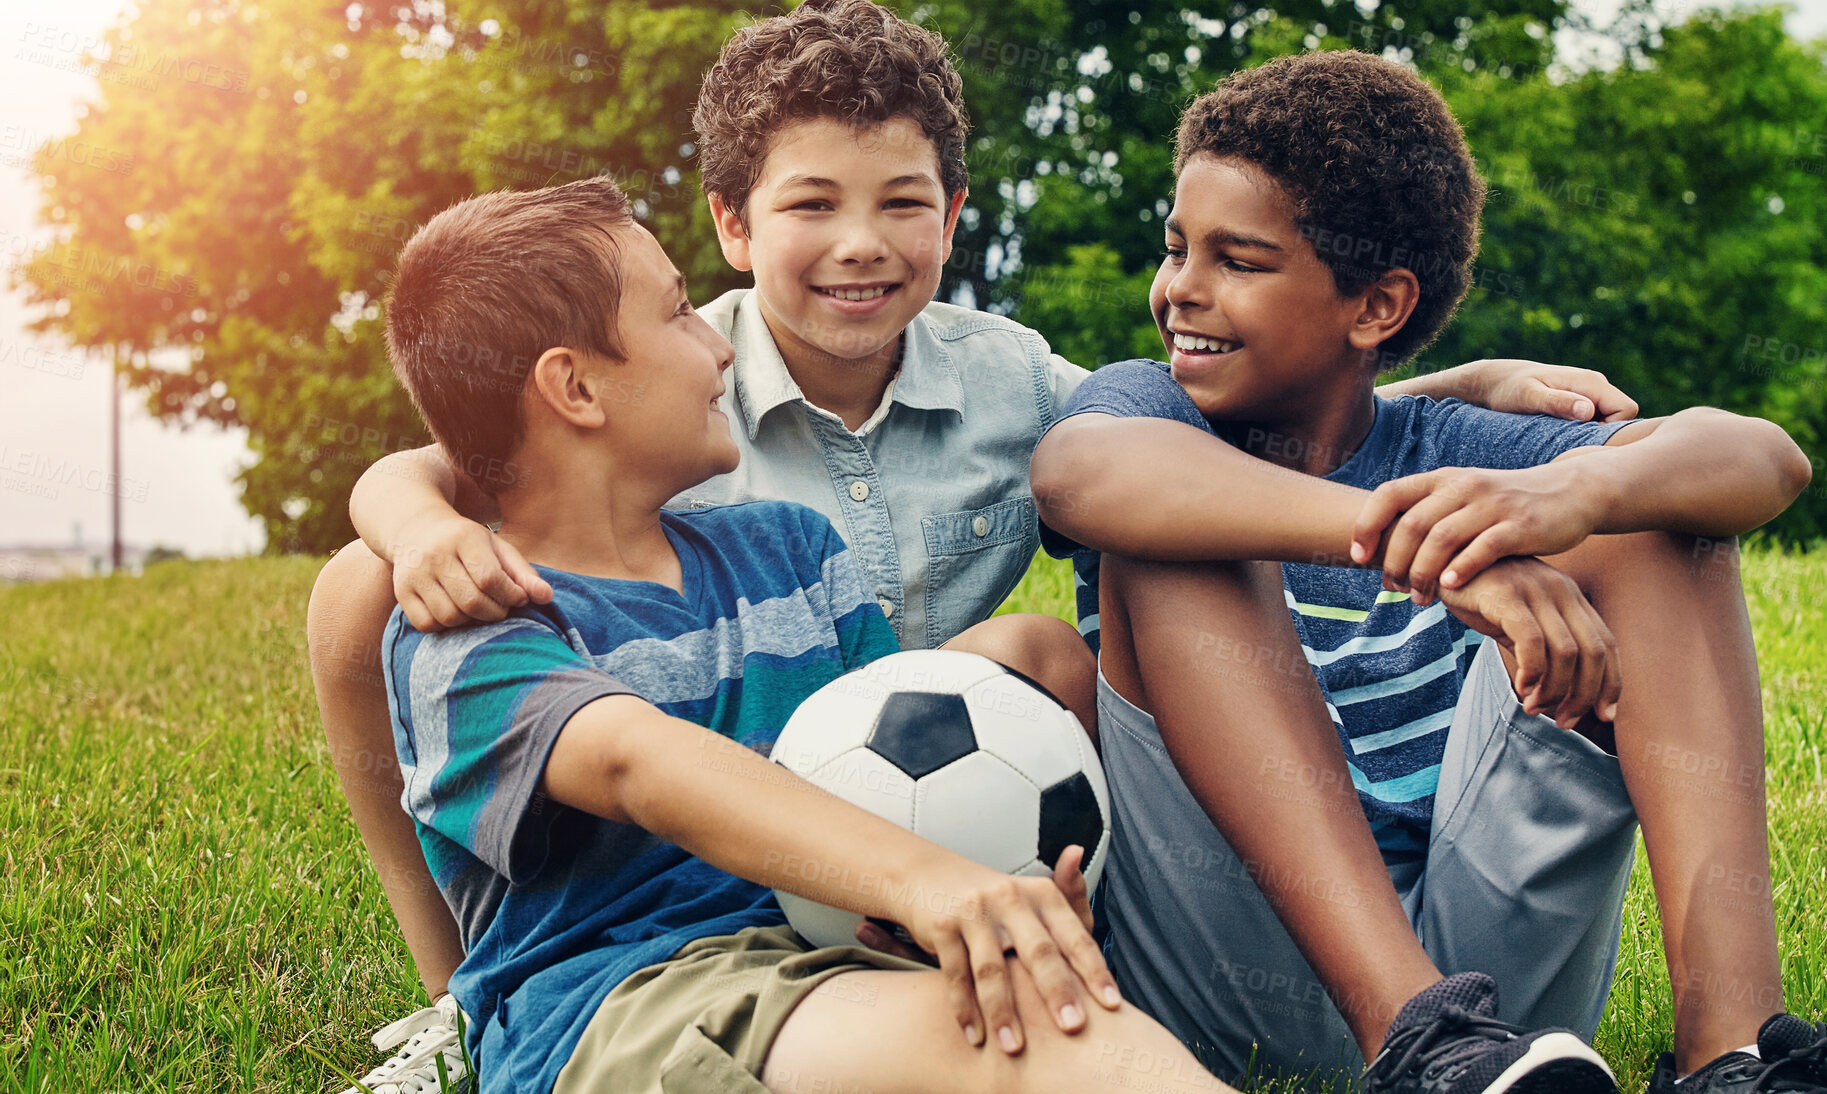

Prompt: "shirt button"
[849,480,870,502]
[877,598,895,619]
[972,516,990,537]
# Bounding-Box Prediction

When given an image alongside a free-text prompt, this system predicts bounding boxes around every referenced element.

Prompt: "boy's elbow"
[1030,431,1075,527]
[1736,411,1814,505]
[1031,419,1110,541]
[1673,407,1814,509]
[544,695,650,826]
[1773,423,1815,502]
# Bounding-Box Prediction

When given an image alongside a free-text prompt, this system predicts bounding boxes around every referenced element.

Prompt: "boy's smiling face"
[710,116,965,371]
[600,226,738,489]
[1152,154,1396,423]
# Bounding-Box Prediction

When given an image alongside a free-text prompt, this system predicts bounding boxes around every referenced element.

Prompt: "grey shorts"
[1096,639,1640,1088]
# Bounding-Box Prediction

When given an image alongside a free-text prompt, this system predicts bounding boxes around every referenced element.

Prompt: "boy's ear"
[707,192,753,273]
[529,346,610,429]
[1347,267,1420,356]
[939,188,967,265]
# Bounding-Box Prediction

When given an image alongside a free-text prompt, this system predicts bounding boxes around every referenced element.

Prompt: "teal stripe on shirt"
[1328,632,1483,706]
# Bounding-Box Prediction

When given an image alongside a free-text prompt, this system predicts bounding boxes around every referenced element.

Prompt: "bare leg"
[945,612,1099,748]
[763,958,1232,1093]
[1543,532,1780,1073]
[307,539,465,998]
[1098,555,1439,1059]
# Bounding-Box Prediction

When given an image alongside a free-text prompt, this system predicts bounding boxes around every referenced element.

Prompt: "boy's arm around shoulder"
[351,444,551,631]
[351,443,501,555]
[1375,358,1640,422]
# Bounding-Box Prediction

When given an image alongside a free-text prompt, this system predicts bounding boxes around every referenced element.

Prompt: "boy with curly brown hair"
[1033,49,1824,1094]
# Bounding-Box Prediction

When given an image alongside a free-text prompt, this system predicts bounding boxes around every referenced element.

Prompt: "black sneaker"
[1646,1014,1827,1093]
[1363,972,1619,1094]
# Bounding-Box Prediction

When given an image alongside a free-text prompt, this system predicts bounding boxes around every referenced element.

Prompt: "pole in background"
[110,344,121,573]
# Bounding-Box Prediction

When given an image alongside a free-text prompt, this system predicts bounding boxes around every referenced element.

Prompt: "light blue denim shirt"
[667,288,1088,649]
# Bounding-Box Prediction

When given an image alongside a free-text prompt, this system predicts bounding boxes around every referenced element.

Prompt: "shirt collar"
[730,291,966,441]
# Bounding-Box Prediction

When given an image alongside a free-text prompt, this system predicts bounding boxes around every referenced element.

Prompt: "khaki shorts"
[552,924,931,1094]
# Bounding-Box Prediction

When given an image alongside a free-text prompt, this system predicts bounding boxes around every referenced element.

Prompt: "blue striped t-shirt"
[383,500,899,1094]
[1040,360,1625,862]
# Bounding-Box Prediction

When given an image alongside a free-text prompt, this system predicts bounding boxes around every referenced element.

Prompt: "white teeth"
[1173,333,1237,353]
[823,286,889,301]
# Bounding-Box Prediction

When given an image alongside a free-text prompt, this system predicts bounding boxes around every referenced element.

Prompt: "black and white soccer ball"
[769,649,1110,949]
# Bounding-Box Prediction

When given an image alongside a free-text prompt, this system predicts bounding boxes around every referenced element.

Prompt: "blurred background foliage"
[11,0,1827,552]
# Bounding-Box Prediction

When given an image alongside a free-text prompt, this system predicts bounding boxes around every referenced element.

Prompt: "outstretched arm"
[1029,413,1626,724]
[1027,356,1644,566]
[1353,408,1812,601]
[1030,414,1373,565]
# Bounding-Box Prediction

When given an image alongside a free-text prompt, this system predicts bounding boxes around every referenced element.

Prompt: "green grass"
[1,549,1822,1092]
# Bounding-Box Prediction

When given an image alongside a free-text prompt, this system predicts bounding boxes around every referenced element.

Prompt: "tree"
[1434,7,1827,542]
[14,0,1825,549]
[945,0,1567,329]
[15,0,770,552]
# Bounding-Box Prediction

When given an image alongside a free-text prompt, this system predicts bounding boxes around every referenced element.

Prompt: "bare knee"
[945,613,1096,743]
[307,540,399,743]
[948,612,1079,663]
[998,960,1226,1094]
[1553,529,1741,604]
[766,964,1224,1094]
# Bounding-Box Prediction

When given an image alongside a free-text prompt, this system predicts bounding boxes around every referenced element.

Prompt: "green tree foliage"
[950,0,1564,331]
[14,0,769,552]
[11,1,1826,550]
[1433,9,1827,542]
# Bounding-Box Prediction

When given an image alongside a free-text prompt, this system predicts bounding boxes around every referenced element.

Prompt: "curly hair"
[692,0,969,219]
[385,176,634,496]
[1175,51,1486,366]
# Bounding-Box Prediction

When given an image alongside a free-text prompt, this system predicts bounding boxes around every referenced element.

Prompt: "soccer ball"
[768,649,1111,949]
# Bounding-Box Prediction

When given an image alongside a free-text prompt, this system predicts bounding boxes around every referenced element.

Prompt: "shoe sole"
[1484,1032,1619,1094]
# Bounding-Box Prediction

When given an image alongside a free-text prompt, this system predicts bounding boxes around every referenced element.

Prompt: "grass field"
[2,547,1822,1093]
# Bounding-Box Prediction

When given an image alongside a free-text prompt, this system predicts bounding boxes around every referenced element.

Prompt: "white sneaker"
[338,993,472,1094]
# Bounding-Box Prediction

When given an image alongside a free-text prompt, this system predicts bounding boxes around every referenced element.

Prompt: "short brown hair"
[1175,51,1485,366]
[383,176,634,495]
[692,0,969,219]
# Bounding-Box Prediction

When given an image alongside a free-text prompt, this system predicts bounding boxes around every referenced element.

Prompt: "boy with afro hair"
[1034,49,1825,1094]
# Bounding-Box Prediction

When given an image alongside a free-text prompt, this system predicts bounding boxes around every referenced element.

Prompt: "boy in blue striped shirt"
[377,175,1224,1094]
[1032,51,1824,1094]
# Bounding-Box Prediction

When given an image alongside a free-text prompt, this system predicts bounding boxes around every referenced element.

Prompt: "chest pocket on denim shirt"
[921,495,1038,649]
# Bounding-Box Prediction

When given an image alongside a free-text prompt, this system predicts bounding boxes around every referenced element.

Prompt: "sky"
[0,0,265,557]
[1,0,1824,559]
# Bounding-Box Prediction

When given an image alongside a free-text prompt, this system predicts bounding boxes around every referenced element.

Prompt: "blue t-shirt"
[1040,360,1626,860]
[383,501,900,1094]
